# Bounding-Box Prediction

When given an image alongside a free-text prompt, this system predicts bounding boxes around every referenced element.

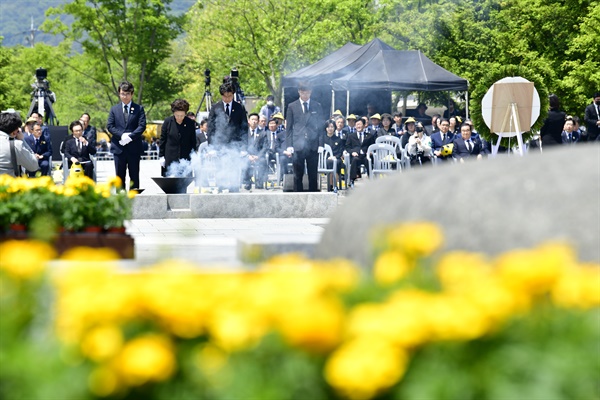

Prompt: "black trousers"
[292,148,318,192]
[350,155,369,180]
[113,151,140,189]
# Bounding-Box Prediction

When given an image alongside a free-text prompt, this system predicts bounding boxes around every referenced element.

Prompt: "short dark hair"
[69,120,83,132]
[549,94,560,110]
[439,118,449,125]
[248,112,259,119]
[0,112,22,134]
[325,119,335,129]
[81,112,91,120]
[298,82,311,91]
[460,122,472,131]
[170,98,190,113]
[219,82,234,95]
[118,81,134,93]
[200,119,208,128]
[593,92,600,98]
[266,95,274,101]
[186,111,195,117]
[381,113,393,123]
[393,112,403,118]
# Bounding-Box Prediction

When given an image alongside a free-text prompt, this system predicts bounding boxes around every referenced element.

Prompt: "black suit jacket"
[345,130,375,157]
[64,137,97,167]
[584,102,600,141]
[107,101,147,155]
[431,131,454,151]
[247,127,268,158]
[207,100,248,150]
[159,115,197,169]
[452,136,482,159]
[284,99,324,152]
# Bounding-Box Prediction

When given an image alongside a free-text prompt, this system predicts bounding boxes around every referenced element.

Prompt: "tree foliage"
[42,0,185,116]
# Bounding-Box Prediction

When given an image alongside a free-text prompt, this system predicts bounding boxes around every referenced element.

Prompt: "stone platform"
[132,192,340,219]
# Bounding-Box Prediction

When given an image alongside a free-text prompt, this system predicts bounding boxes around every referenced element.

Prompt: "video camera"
[31,67,55,103]
[204,69,211,87]
[223,67,245,105]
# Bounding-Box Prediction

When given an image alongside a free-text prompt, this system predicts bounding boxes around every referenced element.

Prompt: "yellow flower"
[60,247,120,261]
[386,222,444,258]
[496,242,573,296]
[425,294,492,341]
[116,334,176,387]
[325,337,409,400]
[436,251,491,291]
[552,263,600,309]
[374,250,412,285]
[277,298,345,353]
[80,325,123,362]
[0,240,55,279]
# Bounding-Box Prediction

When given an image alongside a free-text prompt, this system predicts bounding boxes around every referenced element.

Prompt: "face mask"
[267,101,274,106]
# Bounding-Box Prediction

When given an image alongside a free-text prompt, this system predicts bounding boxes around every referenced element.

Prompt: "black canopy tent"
[282,38,469,118]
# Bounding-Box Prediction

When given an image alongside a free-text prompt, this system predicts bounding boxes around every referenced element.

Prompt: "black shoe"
[244,184,251,190]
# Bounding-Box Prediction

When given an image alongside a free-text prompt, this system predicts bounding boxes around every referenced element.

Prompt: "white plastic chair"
[318,144,337,191]
[366,143,400,180]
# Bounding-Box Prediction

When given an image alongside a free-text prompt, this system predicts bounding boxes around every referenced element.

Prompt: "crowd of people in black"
[2,85,598,194]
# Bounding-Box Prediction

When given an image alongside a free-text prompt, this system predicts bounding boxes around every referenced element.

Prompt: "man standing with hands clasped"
[107,81,147,190]
[284,82,324,192]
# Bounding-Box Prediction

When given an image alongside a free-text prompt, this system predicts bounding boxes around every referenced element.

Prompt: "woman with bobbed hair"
[159,99,197,176]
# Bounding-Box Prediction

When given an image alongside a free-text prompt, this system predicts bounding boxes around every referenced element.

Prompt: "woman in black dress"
[159,99,197,176]
[540,94,566,147]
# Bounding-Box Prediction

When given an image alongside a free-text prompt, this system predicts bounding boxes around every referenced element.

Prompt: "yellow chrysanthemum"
[88,366,121,397]
[0,240,56,279]
[552,263,600,309]
[325,337,409,400]
[116,334,176,387]
[386,222,444,258]
[374,250,412,285]
[80,325,124,362]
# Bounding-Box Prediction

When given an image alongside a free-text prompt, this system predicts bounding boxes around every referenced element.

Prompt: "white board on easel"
[481,77,541,156]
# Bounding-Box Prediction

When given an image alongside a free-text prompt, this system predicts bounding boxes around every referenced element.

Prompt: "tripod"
[195,86,212,116]
[27,86,59,125]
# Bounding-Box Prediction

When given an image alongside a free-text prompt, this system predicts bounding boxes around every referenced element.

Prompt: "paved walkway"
[126,218,328,268]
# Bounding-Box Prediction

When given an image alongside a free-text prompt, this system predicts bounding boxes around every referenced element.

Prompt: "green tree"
[42,0,185,116]
[183,0,380,105]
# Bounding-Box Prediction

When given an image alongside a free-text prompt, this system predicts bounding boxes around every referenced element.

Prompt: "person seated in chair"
[23,122,52,176]
[345,118,374,186]
[407,123,432,166]
[431,118,455,162]
[323,119,344,191]
[64,120,96,179]
[452,123,484,162]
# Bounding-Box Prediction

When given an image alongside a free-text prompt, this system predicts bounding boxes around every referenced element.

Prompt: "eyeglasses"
[119,92,132,97]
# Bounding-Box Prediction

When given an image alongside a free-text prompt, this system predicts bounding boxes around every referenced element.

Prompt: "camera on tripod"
[28,67,59,125]
[224,67,245,105]
[204,69,211,87]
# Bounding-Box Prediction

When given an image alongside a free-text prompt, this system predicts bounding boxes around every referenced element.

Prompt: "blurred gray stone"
[316,144,600,267]
[132,193,338,219]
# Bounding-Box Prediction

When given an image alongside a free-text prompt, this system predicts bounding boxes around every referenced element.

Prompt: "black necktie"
[466,140,472,152]
[303,102,308,113]
[35,139,40,151]
[123,104,129,123]
[77,139,81,151]
[225,103,230,116]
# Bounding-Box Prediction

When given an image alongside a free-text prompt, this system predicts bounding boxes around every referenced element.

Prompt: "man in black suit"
[244,112,268,189]
[431,118,454,161]
[583,92,600,141]
[345,118,375,185]
[23,122,52,176]
[284,83,324,192]
[107,81,147,190]
[207,82,249,191]
[452,123,484,162]
[64,120,96,179]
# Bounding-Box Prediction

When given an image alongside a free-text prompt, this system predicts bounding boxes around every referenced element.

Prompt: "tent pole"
[331,88,335,117]
[465,89,470,120]
[281,86,286,117]
[346,90,350,117]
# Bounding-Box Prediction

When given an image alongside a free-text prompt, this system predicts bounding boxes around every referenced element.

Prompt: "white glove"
[119,132,132,146]
[318,146,324,153]
[286,147,294,154]
[159,157,165,167]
